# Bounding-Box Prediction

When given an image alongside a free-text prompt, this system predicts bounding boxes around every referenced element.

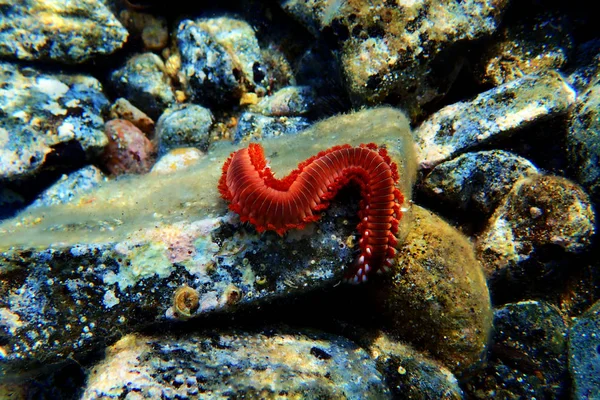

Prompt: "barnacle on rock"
[222,284,243,306]
[173,285,199,319]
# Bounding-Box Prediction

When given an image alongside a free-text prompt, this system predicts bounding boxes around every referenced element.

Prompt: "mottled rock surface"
[282,0,509,117]
[477,14,573,86]
[234,112,312,142]
[569,300,600,400]
[177,17,267,105]
[0,62,109,181]
[29,166,107,209]
[567,76,600,205]
[81,330,390,399]
[156,104,213,154]
[109,53,176,119]
[151,148,205,175]
[0,0,128,63]
[0,108,417,381]
[465,301,568,399]
[477,174,595,283]
[109,98,155,135]
[373,205,492,374]
[414,72,576,169]
[422,150,539,216]
[250,86,316,116]
[100,119,156,176]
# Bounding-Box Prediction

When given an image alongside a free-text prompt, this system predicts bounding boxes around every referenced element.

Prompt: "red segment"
[218,143,404,281]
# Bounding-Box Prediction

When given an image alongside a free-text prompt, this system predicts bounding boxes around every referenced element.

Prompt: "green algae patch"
[0,107,415,250]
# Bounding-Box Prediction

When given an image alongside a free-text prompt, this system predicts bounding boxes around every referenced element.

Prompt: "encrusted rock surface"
[414,72,576,169]
[373,205,493,374]
[464,300,568,399]
[81,330,391,398]
[282,0,509,117]
[567,76,600,205]
[477,174,595,283]
[421,150,539,216]
[177,17,267,105]
[156,104,214,154]
[0,0,128,64]
[0,62,109,181]
[569,300,600,399]
[0,108,417,381]
[109,53,176,120]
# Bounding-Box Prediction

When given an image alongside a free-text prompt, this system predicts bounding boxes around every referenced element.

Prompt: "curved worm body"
[218,143,404,283]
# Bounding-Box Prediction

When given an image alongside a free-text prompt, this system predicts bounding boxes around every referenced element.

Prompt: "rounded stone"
[156,104,213,154]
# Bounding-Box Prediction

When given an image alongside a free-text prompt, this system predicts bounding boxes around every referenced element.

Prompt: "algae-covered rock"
[477,175,595,284]
[414,72,576,169]
[0,107,416,381]
[155,104,214,154]
[282,0,508,117]
[0,62,109,181]
[0,0,128,64]
[374,205,492,374]
[81,330,391,399]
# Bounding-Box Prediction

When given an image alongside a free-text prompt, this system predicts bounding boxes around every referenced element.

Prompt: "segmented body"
[218,143,404,282]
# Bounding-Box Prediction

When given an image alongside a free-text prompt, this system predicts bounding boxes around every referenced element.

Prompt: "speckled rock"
[363,332,463,399]
[282,0,508,117]
[414,71,576,169]
[373,205,492,375]
[0,62,109,181]
[156,104,214,154]
[177,17,267,105]
[567,39,600,93]
[567,77,600,205]
[100,119,156,176]
[422,150,539,215]
[29,166,107,209]
[81,330,390,398]
[0,108,417,381]
[477,14,573,86]
[234,112,312,143]
[0,0,128,64]
[477,174,596,283]
[465,300,568,399]
[109,98,155,136]
[150,148,205,175]
[569,300,600,399]
[250,86,316,116]
[109,53,176,119]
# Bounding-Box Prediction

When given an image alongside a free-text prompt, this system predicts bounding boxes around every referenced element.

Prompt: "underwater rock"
[362,332,463,399]
[0,0,128,64]
[100,119,156,176]
[477,174,595,287]
[281,0,508,117]
[421,150,539,216]
[156,104,214,154]
[464,300,568,399]
[177,17,267,105]
[29,166,107,209]
[567,39,600,93]
[373,205,492,375]
[414,71,576,169]
[109,53,176,120]
[569,300,600,399]
[117,8,169,51]
[0,62,109,181]
[234,112,312,142]
[476,13,574,86]
[109,98,155,136]
[151,148,205,175]
[250,86,317,117]
[0,108,416,382]
[81,330,390,399]
[567,76,600,206]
